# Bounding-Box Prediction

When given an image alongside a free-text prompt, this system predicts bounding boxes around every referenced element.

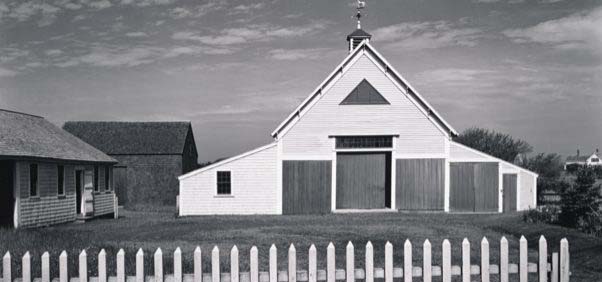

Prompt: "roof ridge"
[65,121,191,123]
[0,108,43,119]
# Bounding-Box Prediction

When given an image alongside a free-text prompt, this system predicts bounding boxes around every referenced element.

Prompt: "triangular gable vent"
[340,79,390,105]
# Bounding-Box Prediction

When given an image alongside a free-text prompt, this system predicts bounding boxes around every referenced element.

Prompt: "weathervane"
[356,0,366,29]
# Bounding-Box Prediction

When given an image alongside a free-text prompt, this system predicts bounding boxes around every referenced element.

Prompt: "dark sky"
[1,0,600,162]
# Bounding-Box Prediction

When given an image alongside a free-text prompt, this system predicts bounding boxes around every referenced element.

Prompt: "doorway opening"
[0,160,15,227]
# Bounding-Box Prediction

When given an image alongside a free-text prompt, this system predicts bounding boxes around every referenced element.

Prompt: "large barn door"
[396,159,445,210]
[503,174,518,212]
[336,152,390,209]
[450,162,499,212]
[282,161,332,214]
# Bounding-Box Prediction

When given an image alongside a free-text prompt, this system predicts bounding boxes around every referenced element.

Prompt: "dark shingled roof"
[62,121,192,155]
[347,29,372,40]
[0,109,116,163]
[566,154,595,162]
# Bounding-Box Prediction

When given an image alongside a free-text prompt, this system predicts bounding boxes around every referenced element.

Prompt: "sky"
[0,0,601,162]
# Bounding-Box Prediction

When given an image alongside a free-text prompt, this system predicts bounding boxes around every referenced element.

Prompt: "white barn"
[179,26,538,216]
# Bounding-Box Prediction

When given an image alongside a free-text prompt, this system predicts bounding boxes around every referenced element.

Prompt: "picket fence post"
[174,248,182,282]
[59,251,68,282]
[99,249,107,282]
[41,252,49,282]
[346,242,354,282]
[423,240,431,282]
[560,238,569,282]
[539,236,548,282]
[193,247,202,282]
[327,243,335,282]
[269,245,277,282]
[117,249,125,282]
[551,252,559,282]
[2,252,10,282]
[462,239,470,282]
[289,244,296,282]
[136,249,144,282]
[79,250,87,282]
[404,240,412,282]
[308,245,316,282]
[250,246,259,282]
[211,246,219,282]
[520,236,528,282]
[481,237,490,282]
[384,242,393,282]
[22,252,30,282]
[155,248,163,282]
[500,237,508,282]
[231,246,239,282]
[442,240,451,282]
[365,242,374,282]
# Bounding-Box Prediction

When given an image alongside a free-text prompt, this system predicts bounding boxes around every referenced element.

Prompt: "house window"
[57,165,65,195]
[592,158,599,163]
[217,171,231,195]
[105,166,111,191]
[335,136,393,149]
[94,165,99,191]
[29,163,38,197]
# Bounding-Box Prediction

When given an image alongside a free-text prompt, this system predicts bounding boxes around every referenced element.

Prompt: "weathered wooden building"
[0,109,117,228]
[178,26,538,216]
[63,122,198,209]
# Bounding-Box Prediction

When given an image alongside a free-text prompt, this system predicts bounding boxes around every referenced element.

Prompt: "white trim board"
[450,141,539,177]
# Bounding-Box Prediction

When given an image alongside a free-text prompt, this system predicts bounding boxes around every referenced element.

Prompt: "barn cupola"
[347,0,371,52]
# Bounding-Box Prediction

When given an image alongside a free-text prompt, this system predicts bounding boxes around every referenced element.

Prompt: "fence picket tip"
[194,246,201,253]
[270,244,276,250]
[520,235,527,241]
[482,237,489,244]
[80,250,87,256]
[99,249,106,255]
[289,243,296,251]
[347,241,353,248]
[155,247,163,255]
[212,246,219,252]
[423,239,430,246]
[137,248,144,255]
[117,249,125,255]
[540,235,546,241]
[309,244,316,250]
[501,236,508,243]
[42,252,49,258]
[442,239,450,246]
[462,238,469,244]
[175,247,181,253]
[328,242,334,249]
[366,241,373,247]
[232,245,238,252]
[385,241,392,247]
[404,239,411,245]
[23,251,30,258]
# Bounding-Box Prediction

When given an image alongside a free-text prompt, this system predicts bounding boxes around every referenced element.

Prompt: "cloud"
[268,48,331,61]
[229,3,265,15]
[503,6,602,55]
[5,2,60,23]
[88,0,112,9]
[125,32,148,38]
[415,68,496,83]
[0,67,18,77]
[120,0,174,7]
[45,49,63,56]
[372,21,483,50]
[173,21,328,46]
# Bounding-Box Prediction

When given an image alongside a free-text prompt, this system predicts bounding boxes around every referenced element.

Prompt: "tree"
[525,153,564,178]
[454,127,533,162]
[558,167,601,228]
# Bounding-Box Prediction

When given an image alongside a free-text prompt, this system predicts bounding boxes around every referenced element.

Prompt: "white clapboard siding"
[179,144,279,215]
[280,54,446,156]
[519,170,537,210]
[1,237,569,282]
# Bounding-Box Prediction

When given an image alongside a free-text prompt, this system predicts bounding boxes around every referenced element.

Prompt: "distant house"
[0,109,117,228]
[178,26,538,216]
[63,122,198,208]
[565,149,601,169]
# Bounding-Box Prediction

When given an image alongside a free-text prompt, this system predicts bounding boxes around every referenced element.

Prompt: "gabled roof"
[63,121,192,155]
[566,152,597,162]
[0,109,115,163]
[271,40,458,139]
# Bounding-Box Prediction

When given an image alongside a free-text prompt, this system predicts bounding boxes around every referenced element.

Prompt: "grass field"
[0,211,600,281]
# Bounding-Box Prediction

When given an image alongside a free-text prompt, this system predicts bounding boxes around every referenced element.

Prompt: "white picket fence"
[2,236,570,282]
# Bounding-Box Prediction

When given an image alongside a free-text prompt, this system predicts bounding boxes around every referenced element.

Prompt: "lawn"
[1,211,601,282]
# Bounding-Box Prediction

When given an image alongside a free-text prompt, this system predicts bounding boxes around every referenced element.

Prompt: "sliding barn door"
[450,162,499,212]
[336,152,390,209]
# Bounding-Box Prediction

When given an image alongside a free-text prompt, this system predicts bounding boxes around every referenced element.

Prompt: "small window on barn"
[340,79,390,105]
[105,166,111,191]
[94,165,99,191]
[217,171,231,195]
[335,136,393,149]
[57,165,65,195]
[592,158,600,163]
[29,163,38,197]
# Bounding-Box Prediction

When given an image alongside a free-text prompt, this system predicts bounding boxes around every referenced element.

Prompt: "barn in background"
[178,26,538,216]
[0,109,117,228]
[63,122,198,209]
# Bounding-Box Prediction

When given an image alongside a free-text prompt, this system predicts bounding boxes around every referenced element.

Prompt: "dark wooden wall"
[503,174,517,212]
[282,160,332,214]
[396,159,444,210]
[336,152,390,209]
[114,166,127,205]
[450,162,499,212]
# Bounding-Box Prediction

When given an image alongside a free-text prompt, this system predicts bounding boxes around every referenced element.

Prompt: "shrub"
[565,163,582,174]
[558,167,602,229]
[523,206,561,224]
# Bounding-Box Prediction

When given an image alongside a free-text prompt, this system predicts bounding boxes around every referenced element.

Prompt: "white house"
[178,25,538,216]
[565,149,601,169]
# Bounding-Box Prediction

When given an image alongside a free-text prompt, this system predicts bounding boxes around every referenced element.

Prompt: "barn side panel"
[519,170,537,210]
[282,160,331,214]
[395,158,444,210]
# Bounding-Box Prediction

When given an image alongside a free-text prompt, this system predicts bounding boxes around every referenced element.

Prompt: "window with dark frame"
[335,136,393,149]
[29,163,38,197]
[592,158,600,163]
[105,166,111,191]
[94,165,99,191]
[57,165,65,195]
[217,171,231,195]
